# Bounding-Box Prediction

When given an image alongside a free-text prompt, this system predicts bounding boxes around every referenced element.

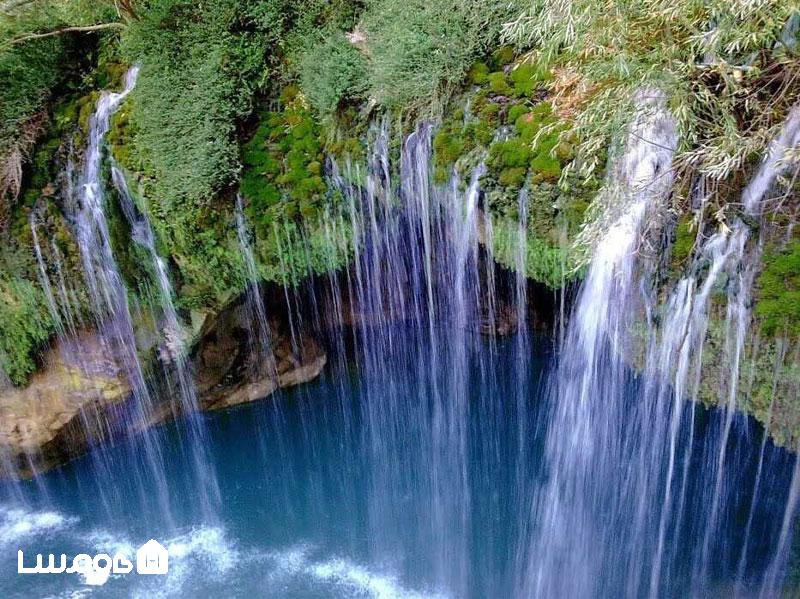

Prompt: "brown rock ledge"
[0,304,326,479]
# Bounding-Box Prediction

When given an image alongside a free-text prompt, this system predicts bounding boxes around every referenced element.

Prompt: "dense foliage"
[296,0,514,114]
[120,0,277,204]
[503,0,800,170]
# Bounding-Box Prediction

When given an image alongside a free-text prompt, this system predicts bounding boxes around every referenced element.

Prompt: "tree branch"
[3,22,125,48]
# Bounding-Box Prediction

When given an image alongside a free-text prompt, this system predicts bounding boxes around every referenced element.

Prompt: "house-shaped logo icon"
[136,539,169,575]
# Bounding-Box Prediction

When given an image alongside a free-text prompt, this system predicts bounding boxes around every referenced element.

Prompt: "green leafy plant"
[0,277,54,385]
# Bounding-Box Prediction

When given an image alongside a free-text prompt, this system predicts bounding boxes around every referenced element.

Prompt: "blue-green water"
[0,330,794,598]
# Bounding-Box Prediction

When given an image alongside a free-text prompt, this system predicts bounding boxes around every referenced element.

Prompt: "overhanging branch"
[3,22,125,48]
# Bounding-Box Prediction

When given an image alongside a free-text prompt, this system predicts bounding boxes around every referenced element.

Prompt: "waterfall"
[111,165,220,519]
[697,106,800,587]
[29,214,64,338]
[6,65,800,596]
[514,94,800,597]
[649,104,800,594]
[516,90,679,597]
[67,66,175,524]
[235,194,275,369]
[735,340,783,591]
[72,67,151,411]
[320,120,508,596]
[110,166,187,363]
[307,102,800,596]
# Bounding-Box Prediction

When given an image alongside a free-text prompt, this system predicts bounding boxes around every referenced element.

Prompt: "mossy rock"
[755,239,800,337]
[671,215,695,267]
[490,46,516,69]
[509,63,553,97]
[498,167,527,187]
[487,72,512,96]
[531,154,561,183]
[241,93,328,228]
[77,92,101,134]
[468,61,490,85]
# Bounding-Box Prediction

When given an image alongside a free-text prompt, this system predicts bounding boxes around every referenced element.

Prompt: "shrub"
[299,32,368,114]
[362,0,511,108]
[502,0,800,185]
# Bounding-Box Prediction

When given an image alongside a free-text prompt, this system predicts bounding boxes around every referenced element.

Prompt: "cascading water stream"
[319,120,521,596]
[111,165,221,520]
[735,342,783,592]
[516,90,679,597]
[235,194,274,369]
[67,66,174,524]
[72,67,149,407]
[651,103,800,594]
[515,94,800,598]
[29,214,64,338]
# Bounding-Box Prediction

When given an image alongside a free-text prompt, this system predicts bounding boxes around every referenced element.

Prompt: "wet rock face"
[193,300,326,411]
[0,334,132,477]
[0,300,326,479]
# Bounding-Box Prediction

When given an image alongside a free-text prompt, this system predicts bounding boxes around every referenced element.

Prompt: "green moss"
[498,166,527,187]
[77,92,100,135]
[490,45,515,68]
[108,100,143,173]
[530,153,562,182]
[487,71,512,95]
[328,136,366,162]
[466,120,494,146]
[510,63,552,97]
[671,216,695,266]
[106,178,153,293]
[490,138,531,169]
[487,101,565,192]
[467,61,490,85]
[694,316,800,449]
[241,94,328,225]
[755,240,800,337]
[507,104,529,125]
[431,91,502,184]
[490,215,577,289]
[478,100,501,123]
[515,104,554,139]
[433,132,465,169]
[228,89,354,295]
[92,61,128,92]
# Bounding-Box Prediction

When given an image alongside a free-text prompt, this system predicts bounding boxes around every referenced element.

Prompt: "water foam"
[268,544,448,599]
[0,506,76,545]
[310,558,447,599]
[130,526,236,598]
